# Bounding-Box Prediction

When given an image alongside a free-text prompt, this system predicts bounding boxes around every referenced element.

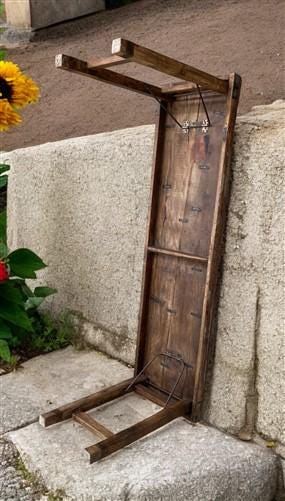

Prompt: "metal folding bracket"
[126,351,193,406]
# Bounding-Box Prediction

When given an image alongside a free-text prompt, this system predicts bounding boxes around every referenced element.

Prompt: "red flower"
[0,261,9,281]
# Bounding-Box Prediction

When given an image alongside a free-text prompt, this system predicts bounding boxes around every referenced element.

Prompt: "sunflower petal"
[10,74,40,108]
[0,99,22,131]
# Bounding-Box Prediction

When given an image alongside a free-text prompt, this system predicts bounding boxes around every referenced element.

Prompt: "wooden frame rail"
[55,38,229,99]
[40,377,190,463]
[111,38,228,95]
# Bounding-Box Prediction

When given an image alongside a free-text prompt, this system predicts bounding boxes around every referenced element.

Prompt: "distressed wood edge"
[39,376,147,427]
[111,38,229,95]
[86,399,191,463]
[191,72,242,420]
[55,53,164,99]
[134,104,168,375]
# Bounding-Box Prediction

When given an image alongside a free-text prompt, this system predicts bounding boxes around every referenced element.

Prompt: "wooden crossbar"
[87,55,126,70]
[55,54,164,99]
[73,412,114,439]
[86,399,190,463]
[111,38,229,95]
[39,377,146,427]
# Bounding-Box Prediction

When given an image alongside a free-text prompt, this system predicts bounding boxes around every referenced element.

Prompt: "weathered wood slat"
[87,55,126,69]
[111,38,229,95]
[148,246,208,263]
[55,54,164,99]
[73,412,114,439]
[192,73,241,419]
[86,399,190,463]
[134,383,177,407]
[39,377,146,427]
[135,77,241,407]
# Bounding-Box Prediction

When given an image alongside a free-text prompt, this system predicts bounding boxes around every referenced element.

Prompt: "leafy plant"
[0,246,57,362]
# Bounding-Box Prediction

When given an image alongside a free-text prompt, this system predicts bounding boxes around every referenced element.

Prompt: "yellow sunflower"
[0,99,21,132]
[0,60,39,132]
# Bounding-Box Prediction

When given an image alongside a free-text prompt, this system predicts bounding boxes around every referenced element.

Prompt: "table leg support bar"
[86,399,191,463]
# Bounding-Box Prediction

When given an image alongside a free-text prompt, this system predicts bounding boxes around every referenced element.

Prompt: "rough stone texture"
[204,101,285,449]
[2,102,284,451]
[8,411,279,501]
[3,125,155,364]
[0,347,131,434]
[0,438,38,501]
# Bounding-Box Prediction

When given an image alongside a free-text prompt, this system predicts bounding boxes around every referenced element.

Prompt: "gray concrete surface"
[0,347,131,434]
[2,351,278,501]
[204,101,285,449]
[9,418,279,501]
[2,102,284,454]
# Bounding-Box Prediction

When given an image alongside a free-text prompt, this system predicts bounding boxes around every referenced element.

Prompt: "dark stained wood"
[192,73,241,419]
[134,383,177,407]
[73,412,114,439]
[161,82,207,96]
[45,45,241,458]
[39,377,146,427]
[55,54,165,99]
[86,399,191,463]
[147,246,208,263]
[112,38,229,95]
[134,105,167,375]
[135,78,240,409]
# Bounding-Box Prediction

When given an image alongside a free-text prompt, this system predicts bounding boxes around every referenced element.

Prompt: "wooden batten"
[111,38,229,95]
[55,54,164,99]
[73,412,114,439]
[86,399,190,463]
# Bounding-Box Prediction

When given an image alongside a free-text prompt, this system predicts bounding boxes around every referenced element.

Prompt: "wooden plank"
[88,55,126,69]
[192,73,241,419]
[161,81,198,95]
[86,399,190,463]
[134,382,177,407]
[39,376,146,427]
[147,246,208,263]
[112,38,229,95]
[135,78,240,410]
[153,94,227,258]
[73,412,114,439]
[141,255,207,399]
[134,105,167,375]
[55,54,164,99]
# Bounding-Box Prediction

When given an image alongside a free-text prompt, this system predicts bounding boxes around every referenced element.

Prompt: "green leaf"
[0,164,10,175]
[0,242,8,259]
[0,339,11,363]
[0,298,34,331]
[25,296,45,310]
[0,175,8,189]
[0,318,12,339]
[8,248,47,279]
[0,209,7,244]
[34,287,57,298]
[0,282,24,304]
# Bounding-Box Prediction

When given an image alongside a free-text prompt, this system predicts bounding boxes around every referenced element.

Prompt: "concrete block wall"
[2,101,284,456]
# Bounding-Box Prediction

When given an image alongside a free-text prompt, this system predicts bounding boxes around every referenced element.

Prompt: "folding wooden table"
[39,39,241,463]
